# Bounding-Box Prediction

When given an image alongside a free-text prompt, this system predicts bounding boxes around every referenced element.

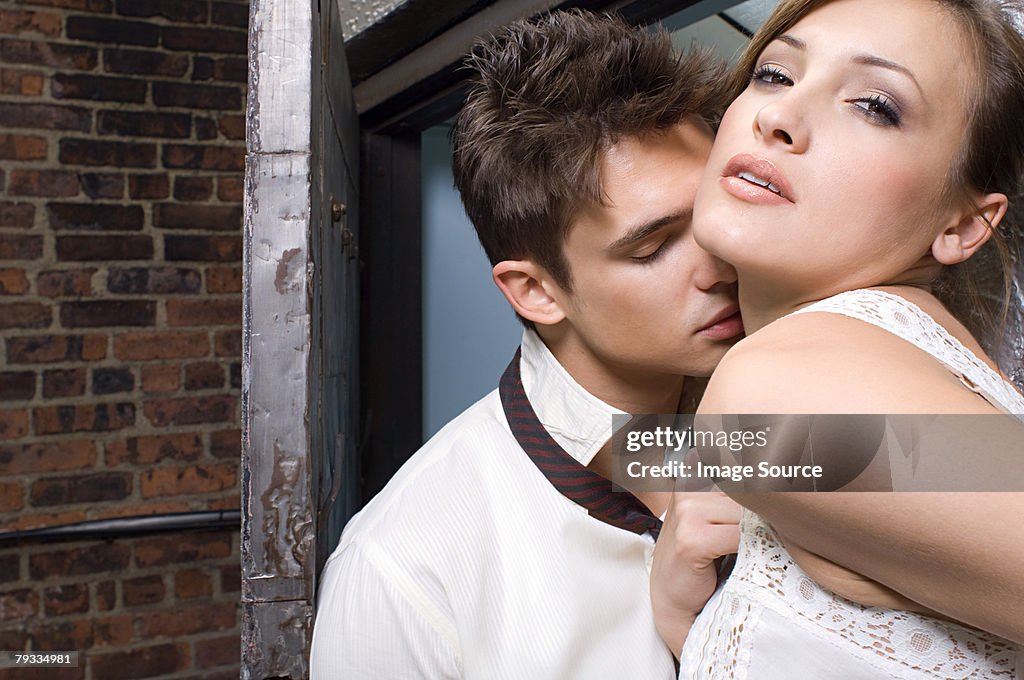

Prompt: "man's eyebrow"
[607,210,691,251]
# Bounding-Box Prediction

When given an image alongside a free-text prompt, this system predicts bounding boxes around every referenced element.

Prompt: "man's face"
[548,121,742,394]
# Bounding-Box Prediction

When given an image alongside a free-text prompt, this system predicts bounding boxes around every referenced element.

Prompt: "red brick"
[0,302,51,329]
[29,543,130,579]
[140,461,237,497]
[134,531,233,567]
[29,615,132,655]
[0,409,29,439]
[139,363,180,393]
[43,583,89,616]
[117,0,208,23]
[115,330,208,360]
[0,589,36,621]
[123,574,165,606]
[220,563,240,592]
[93,614,133,646]
[0,102,91,131]
[48,203,144,231]
[96,581,115,611]
[195,633,239,668]
[195,116,217,139]
[154,203,240,230]
[167,297,239,327]
[0,440,96,474]
[103,47,187,77]
[143,395,235,427]
[59,138,156,168]
[216,176,243,202]
[212,2,247,28]
[0,508,86,533]
[0,481,24,513]
[138,602,236,637]
[42,367,86,397]
[162,143,243,170]
[152,81,242,111]
[33,402,135,435]
[229,361,240,388]
[98,110,190,138]
[0,371,35,401]
[173,176,213,202]
[0,38,98,70]
[91,643,189,680]
[128,173,169,199]
[0,554,19,584]
[184,361,223,390]
[108,267,201,295]
[57,235,153,261]
[30,472,131,505]
[0,234,42,260]
[0,67,44,95]
[162,26,246,54]
[7,169,79,197]
[165,235,240,262]
[60,300,155,327]
[52,73,147,103]
[81,172,124,199]
[0,269,29,294]
[174,568,212,599]
[6,334,106,364]
[105,432,201,465]
[92,366,133,394]
[214,328,240,357]
[37,268,95,297]
[67,16,159,46]
[210,428,239,458]
[218,113,244,140]
[0,9,63,37]
[0,133,46,160]
[0,202,35,228]
[15,0,111,11]
[204,266,240,293]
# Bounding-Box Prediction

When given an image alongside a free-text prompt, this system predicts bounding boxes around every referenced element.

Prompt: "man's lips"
[721,153,795,205]
[697,305,744,340]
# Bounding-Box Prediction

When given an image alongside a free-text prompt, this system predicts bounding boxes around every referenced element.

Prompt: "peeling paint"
[274,248,304,294]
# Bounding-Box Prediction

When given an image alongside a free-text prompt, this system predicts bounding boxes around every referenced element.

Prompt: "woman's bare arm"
[701,313,1024,643]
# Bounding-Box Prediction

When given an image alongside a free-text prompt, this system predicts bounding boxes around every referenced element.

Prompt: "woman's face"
[694,0,976,297]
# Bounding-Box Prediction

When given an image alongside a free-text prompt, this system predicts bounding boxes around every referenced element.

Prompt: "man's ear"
[931,193,1007,265]
[492,260,567,326]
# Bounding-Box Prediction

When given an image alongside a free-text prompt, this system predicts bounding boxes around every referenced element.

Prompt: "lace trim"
[790,289,1024,415]
[719,511,1019,679]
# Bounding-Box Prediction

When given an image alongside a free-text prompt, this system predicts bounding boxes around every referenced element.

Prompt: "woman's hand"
[650,492,741,658]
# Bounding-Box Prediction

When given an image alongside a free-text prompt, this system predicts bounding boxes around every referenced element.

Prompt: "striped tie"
[499,349,663,540]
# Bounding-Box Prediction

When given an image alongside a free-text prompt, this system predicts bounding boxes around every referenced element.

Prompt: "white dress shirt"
[310,330,676,679]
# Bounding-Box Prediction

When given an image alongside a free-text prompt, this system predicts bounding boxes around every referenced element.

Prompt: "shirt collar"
[518,329,627,466]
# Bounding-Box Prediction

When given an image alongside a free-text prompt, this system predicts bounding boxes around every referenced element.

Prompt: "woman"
[654,0,1024,675]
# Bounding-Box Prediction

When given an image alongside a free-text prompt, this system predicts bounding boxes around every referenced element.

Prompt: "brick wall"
[0,0,247,677]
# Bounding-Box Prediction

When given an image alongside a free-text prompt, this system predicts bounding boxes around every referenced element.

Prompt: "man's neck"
[536,328,682,519]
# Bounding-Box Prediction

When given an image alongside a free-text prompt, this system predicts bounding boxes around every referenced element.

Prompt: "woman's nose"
[753,97,809,153]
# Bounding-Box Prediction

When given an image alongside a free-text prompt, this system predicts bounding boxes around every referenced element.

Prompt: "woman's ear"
[492,260,567,326]
[931,193,1007,265]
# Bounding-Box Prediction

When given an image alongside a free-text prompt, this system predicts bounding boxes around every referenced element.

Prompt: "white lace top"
[679,289,1024,680]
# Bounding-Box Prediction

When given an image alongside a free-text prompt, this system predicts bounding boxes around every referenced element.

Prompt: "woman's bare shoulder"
[700,311,995,414]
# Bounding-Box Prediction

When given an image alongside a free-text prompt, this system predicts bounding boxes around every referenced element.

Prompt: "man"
[310,11,742,678]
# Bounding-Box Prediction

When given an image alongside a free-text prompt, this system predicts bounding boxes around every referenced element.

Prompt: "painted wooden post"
[242,0,359,676]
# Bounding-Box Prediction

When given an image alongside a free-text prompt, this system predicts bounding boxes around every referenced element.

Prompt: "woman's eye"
[853,94,901,127]
[751,65,793,87]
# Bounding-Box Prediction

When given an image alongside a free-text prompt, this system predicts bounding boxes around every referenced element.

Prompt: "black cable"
[0,510,241,544]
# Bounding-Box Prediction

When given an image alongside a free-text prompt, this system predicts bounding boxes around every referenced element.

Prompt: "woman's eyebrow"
[851,54,924,96]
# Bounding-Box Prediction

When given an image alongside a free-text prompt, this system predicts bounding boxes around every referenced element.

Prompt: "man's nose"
[695,253,738,293]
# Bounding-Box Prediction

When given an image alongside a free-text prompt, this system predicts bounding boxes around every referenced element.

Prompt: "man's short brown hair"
[451,9,729,297]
